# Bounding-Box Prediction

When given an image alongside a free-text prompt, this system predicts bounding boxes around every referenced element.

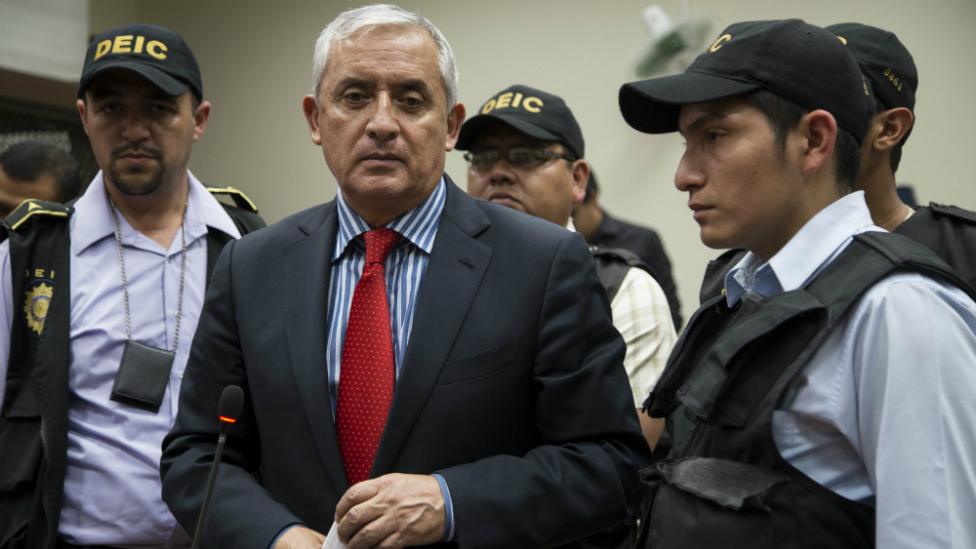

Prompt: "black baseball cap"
[78,24,203,101]
[456,84,585,158]
[827,23,917,111]
[619,19,874,144]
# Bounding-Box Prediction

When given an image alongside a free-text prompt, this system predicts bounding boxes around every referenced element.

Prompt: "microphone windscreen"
[217,385,245,422]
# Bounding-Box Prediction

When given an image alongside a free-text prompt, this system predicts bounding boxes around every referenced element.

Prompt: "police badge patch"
[25,282,54,335]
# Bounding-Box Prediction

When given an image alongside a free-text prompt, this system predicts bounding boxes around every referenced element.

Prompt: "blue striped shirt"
[325,178,446,409]
[272,178,457,545]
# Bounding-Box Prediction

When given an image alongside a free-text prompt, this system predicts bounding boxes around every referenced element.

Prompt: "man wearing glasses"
[458,84,677,449]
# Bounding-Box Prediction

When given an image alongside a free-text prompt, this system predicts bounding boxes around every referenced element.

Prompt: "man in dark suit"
[160,5,648,549]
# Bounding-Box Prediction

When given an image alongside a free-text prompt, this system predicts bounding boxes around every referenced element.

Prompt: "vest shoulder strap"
[927,202,976,225]
[590,245,649,301]
[807,231,975,315]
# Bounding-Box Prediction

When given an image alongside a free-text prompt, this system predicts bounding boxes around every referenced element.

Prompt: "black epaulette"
[928,202,976,225]
[207,186,259,213]
[2,199,72,233]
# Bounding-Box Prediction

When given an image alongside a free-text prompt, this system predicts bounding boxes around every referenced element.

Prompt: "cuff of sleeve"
[268,522,302,549]
[431,473,455,542]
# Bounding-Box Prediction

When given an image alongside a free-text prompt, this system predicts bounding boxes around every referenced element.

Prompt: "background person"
[0,140,82,218]
[458,83,677,450]
[573,170,682,329]
[829,22,976,291]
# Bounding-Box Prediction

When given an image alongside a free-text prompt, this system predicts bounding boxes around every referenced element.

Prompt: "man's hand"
[272,525,326,549]
[335,473,445,548]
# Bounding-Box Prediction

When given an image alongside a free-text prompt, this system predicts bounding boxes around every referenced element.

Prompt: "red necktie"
[337,228,401,485]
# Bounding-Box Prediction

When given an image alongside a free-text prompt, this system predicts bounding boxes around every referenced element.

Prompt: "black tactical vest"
[637,232,973,549]
[0,188,263,549]
[896,203,976,294]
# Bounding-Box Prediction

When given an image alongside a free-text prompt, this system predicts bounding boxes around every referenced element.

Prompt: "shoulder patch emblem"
[24,282,53,335]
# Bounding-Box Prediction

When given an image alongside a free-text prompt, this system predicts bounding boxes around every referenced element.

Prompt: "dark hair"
[583,170,599,203]
[0,140,82,202]
[746,90,860,191]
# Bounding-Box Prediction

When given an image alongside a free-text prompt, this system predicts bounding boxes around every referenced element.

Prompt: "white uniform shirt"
[725,191,976,549]
[0,171,241,546]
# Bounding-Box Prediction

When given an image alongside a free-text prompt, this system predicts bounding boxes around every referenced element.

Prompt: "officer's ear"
[77,99,90,136]
[796,109,838,178]
[192,100,211,142]
[570,159,589,206]
[872,107,914,152]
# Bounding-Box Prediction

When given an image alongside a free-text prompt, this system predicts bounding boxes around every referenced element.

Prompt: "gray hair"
[311,4,459,108]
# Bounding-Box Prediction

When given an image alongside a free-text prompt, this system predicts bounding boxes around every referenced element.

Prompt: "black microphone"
[191,385,244,549]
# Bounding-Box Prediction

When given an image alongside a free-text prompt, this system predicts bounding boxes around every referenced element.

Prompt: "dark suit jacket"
[589,212,682,329]
[160,179,649,548]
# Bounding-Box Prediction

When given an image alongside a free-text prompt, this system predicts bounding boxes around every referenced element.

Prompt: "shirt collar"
[71,171,240,256]
[333,177,447,261]
[725,191,881,306]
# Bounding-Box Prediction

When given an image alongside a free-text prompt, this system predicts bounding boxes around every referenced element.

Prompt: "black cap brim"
[619,71,761,133]
[457,113,567,152]
[78,61,190,99]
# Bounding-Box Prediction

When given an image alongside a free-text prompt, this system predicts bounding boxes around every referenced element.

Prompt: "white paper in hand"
[322,521,347,549]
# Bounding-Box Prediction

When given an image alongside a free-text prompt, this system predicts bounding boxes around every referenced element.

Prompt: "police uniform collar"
[71,171,239,256]
[725,192,879,305]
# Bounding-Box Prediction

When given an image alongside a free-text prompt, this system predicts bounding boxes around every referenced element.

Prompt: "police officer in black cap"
[619,18,976,549]
[0,23,262,548]
[457,84,677,450]
[700,23,976,303]
[829,22,976,292]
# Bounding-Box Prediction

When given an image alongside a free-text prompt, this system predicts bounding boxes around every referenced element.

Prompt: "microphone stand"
[190,385,243,549]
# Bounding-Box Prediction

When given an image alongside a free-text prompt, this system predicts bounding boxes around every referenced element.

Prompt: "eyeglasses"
[463,147,576,173]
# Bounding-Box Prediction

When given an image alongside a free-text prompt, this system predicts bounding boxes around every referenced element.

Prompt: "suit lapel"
[284,202,349,493]
[372,180,492,475]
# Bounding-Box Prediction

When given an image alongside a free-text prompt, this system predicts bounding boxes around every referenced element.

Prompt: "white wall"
[0,0,88,81]
[90,0,976,317]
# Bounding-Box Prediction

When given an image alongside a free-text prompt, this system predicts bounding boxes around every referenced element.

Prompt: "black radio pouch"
[110,340,174,413]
